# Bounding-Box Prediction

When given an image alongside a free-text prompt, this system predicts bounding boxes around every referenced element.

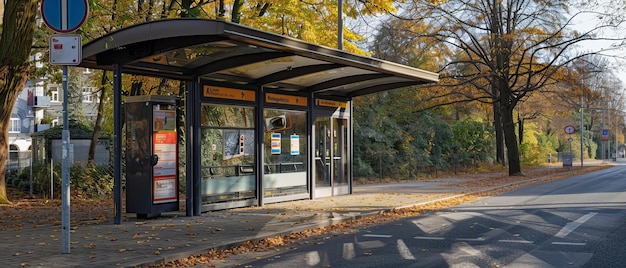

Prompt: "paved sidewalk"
[0,163,613,267]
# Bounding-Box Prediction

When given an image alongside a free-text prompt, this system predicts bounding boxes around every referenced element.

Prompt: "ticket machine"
[125,95,179,218]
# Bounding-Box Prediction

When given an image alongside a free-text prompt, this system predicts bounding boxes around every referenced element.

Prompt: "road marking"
[454,242,481,255]
[552,241,586,246]
[305,251,321,265]
[342,243,355,259]
[456,237,485,242]
[498,239,533,244]
[555,212,597,238]
[363,234,393,238]
[414,236,445,240]
[397,239,416,260]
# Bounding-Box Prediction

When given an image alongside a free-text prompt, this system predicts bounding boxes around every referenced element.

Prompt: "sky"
[569,3,626,83]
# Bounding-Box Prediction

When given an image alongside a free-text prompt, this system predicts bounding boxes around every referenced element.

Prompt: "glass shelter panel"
[314,113,349,197]
[200,105,256,204]
[263,109,308,197]
[333,118,348,186]
[314,117,331,188]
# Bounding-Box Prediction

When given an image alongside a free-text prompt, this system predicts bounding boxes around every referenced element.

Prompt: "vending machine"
[125,95,179,218]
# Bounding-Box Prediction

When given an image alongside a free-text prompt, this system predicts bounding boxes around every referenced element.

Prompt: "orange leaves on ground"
[0,188,114,229]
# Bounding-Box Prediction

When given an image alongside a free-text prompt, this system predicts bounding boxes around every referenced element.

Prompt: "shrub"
[18,181,30,191]
[70,164,113,198]
[29,163,113,198]
[12,178,21,188]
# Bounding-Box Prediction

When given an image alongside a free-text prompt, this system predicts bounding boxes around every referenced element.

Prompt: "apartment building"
[8,67,100,172]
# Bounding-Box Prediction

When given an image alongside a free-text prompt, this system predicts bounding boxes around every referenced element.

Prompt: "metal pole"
[113,65,122,224]
[29,146,33,197]
[29,110,33,197]
[50,157,54,200]
[580,96,584,167]
[570,141,572,166]
[600,110,606,159]
[186,81,194,217]
[609,112,611,160]
[379,153,382,182]
[616,113,619,160]
[51,159,53,200]
[61,65,70,254]
[338,0,343,50]
[602,110,605,159]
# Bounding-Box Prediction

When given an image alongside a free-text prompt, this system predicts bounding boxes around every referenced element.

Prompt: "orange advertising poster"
[153,131,177,203]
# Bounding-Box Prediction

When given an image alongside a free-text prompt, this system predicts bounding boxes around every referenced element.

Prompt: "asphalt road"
[231,165,626,268]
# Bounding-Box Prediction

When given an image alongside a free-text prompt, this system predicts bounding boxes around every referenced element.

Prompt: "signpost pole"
[581,97,584,167]
[41,0,89,254]
[61,65,70,254]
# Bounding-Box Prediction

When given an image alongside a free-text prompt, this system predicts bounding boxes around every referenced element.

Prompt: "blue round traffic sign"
[41,0,89,33]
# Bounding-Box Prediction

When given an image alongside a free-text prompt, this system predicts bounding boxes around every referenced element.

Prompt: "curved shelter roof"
[80,19,438,98]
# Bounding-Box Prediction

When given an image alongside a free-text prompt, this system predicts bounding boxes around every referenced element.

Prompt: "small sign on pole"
[49,35,82,66]
[601,129,609,141]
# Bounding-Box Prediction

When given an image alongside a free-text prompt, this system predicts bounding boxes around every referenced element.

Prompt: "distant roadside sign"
[41,0,89,33]
[565,125,575,134]
[602,129,609,141]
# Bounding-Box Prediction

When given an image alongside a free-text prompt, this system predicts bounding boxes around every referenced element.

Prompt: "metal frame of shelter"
[80,18,439,222]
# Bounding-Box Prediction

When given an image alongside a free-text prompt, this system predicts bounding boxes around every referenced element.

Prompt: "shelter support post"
[256,86,265,206]
[189,80,202,216]
[114,64,123,224]
[349,100,353,194]
[308,91,315,200]
[185,80,193,216]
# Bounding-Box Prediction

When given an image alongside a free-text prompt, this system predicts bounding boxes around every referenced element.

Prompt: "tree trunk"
[502,105,521,175]
[0,0,38,203]
[489,1,506,167]
[88,72,109,166]
[499,86,522,176]
[518,116,524,145]
[493,100,505,165]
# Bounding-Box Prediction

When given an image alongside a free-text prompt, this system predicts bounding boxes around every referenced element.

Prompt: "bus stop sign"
[41,0,89,33]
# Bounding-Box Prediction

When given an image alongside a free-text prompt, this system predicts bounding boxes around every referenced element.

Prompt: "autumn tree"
[173,0,398,54]
[545,55,626,159]
[397,0,625,175]
[0,0,39,203]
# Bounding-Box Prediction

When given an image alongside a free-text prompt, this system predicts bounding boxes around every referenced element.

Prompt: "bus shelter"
[80,18,439,220]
